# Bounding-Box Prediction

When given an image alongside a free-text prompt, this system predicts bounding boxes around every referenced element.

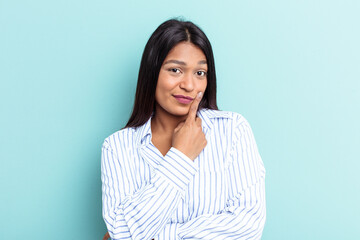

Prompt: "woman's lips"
[173,95,194,104]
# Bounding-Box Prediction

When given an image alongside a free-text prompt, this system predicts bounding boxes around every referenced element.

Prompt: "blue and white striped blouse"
[101,109,266,240]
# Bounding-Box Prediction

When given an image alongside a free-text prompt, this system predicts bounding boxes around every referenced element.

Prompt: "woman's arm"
[156,180,265,240]
[101,142,198,240]
[102,94,207,240]
[155,116,266,240]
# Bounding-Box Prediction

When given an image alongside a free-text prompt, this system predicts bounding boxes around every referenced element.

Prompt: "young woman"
[101,19,266,240]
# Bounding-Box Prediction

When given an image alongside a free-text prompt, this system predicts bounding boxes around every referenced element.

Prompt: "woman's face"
[155,42,208,117]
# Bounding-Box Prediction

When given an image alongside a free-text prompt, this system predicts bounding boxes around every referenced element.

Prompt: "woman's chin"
[155,103,191,118]
[171,106,192,116]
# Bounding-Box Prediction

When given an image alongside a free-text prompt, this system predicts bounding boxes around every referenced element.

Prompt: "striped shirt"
[101,109,266,240]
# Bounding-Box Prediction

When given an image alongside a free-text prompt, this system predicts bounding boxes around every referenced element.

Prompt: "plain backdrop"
[1,0,359,239]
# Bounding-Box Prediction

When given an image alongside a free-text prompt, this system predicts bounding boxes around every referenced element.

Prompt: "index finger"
[186,92,202,123]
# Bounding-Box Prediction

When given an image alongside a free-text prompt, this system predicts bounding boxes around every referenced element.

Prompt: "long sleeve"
[156,117,266,240]
[101,139,198,240]
[157,181,265,240]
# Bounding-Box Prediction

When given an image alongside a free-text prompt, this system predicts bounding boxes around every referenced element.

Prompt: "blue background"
[1,0,359,239]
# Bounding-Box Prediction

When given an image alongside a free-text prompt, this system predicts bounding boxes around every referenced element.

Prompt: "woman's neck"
[151,104,187,136]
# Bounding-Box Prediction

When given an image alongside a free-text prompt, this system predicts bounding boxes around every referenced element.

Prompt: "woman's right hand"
[172,92,207,160]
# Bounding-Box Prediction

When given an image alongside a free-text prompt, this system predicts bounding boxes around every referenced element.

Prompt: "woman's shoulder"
[102,127,137,150]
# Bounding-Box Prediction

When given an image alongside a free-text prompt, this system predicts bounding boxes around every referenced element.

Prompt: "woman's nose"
[179,73,194,92]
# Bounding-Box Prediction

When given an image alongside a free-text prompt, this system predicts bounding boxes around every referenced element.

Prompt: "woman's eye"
[169,68,180,73]
[196,71,207,77]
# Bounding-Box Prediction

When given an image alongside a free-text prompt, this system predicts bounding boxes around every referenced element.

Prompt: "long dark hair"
[125,19,218,128]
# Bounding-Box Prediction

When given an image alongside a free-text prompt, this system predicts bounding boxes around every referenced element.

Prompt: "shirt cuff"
[156,147,198,196]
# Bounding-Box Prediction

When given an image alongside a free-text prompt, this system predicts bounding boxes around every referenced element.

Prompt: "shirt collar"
[198,108,231,129]
[134,117,152,145]
[134,108,231,144]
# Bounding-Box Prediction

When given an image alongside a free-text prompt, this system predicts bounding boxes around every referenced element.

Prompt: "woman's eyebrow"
[163,60,186,65]
[163,59,207,65]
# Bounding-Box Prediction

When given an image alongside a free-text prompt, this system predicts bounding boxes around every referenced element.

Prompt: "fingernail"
[197,92,203,99]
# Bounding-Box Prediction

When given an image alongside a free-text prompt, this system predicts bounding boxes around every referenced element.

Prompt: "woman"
[101,19,266,240]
